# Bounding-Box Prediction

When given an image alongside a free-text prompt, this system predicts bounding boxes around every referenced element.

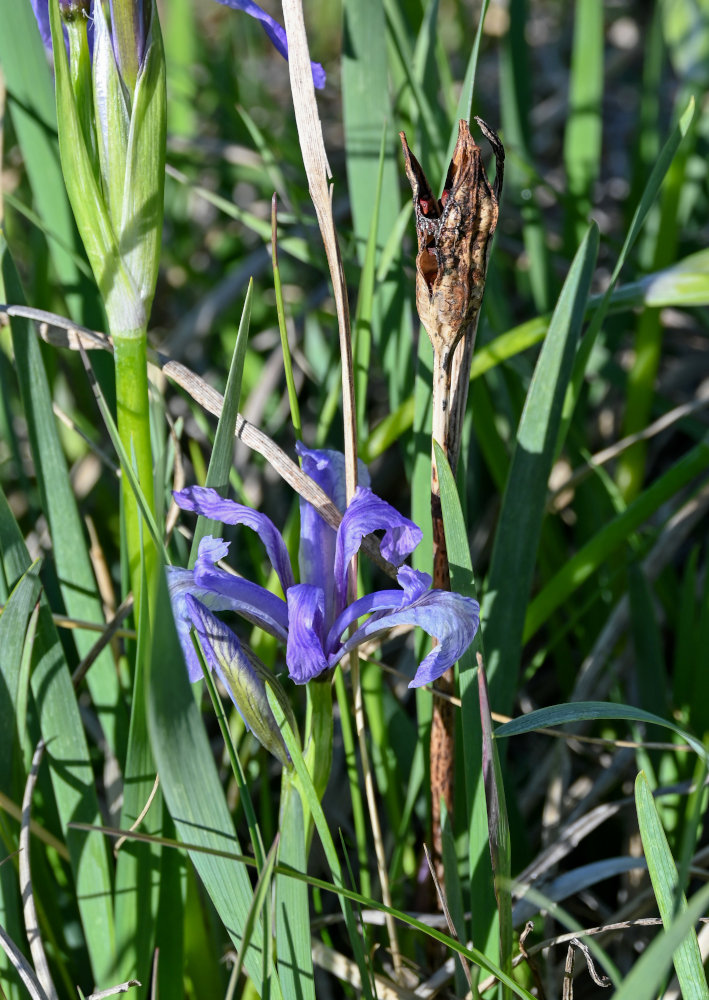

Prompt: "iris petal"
[167,566,240,680]
[333,487,423,617]
[296,443,370,623]
[174,487,295,595]
[192,536,289,640]
[285,584,330,684]
[338,590,480,688]
[212,0,326,89]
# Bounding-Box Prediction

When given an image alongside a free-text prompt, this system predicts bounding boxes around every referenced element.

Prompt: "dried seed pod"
[400,118,504,362]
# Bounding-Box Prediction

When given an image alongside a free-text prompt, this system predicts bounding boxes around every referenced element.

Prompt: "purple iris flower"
[168,444,479,692]
[212,0,326,89]
[30,0,325,90]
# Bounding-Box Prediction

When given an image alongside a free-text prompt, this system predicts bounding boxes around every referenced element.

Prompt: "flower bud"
[400,119,504,361]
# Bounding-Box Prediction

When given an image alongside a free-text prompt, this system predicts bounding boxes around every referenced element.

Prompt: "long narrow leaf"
[635,771,707,998]
[483,224,599,715]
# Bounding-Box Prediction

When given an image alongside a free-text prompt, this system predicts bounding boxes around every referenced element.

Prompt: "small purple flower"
[168,444,479,691]
[213,0,326,89]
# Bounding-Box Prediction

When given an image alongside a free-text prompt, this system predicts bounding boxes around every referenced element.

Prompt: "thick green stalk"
[114,331,156,619]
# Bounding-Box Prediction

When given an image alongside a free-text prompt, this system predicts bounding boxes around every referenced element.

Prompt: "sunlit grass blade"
[483,224,598,715]
[272,204,302,444]
[612,881,709,1000]
[276,774,314,1000]
[635,771,707,998]
[353,128,387,440]
[189,280,253,565]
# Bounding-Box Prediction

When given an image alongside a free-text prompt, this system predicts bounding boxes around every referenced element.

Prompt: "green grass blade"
[612,881,709,1000]
[558,97,695,447]
[146,562,281,998]
[267,688,374,1000]
[479,664,512,996]
[635,771,707,998]
[189,281,253,565]
[0,492,116,989]
[483,224,599,715]
[276,774,314,1000]
[495,702,709,765]
[0,557,42,999]
[447,0,492,165]
[562,0,603,249]
[1,239,127,760]
[436,441,497,952]
[525,435,709,641]
[499,0,550,312]
[353,128,387,440]
[113,600,162,988]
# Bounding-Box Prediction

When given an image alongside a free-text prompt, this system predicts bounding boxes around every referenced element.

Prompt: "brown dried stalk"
[400,118,504,874]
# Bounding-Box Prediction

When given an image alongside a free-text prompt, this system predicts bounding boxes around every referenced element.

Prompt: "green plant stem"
[114,331,156,620]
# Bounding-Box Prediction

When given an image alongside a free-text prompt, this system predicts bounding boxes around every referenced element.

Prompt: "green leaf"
[435,442,497,953]
[189,281,253,565]
[635,772,707,998]
[0,237,127,759]
[524,435,709,640]
[611,884,709,1000]
[146,562,281,997]
[495,701,709,765]
[0,492,116,989]
[483,224,599,715]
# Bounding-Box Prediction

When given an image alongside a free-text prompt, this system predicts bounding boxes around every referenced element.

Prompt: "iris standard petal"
[174,486,295,594]
[185,596,291,767]
[332,487,423,616]
[212,0,326,89]
[193,536,289,640]
[285,584,330,684]
[337,590,480,688]
[296,444,370,624]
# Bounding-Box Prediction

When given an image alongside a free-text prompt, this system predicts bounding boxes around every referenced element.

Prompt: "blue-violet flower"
[168,445,479,696]
[31,0,325,89]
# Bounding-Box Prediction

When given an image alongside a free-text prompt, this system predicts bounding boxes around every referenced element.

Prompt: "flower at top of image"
[214,0,326,89]
[31,0,325,89]
[168,444,479,697]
